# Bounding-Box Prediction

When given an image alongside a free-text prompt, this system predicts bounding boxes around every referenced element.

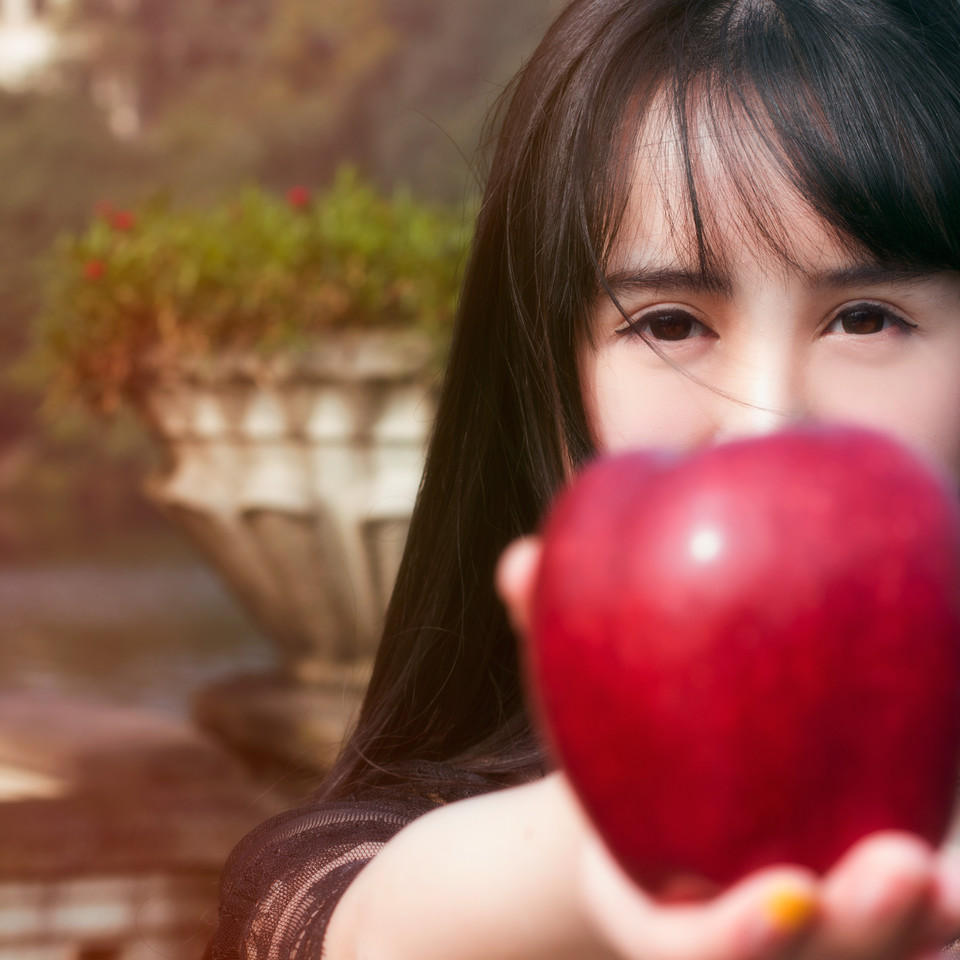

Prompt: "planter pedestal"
[192,671,367,794]
[132,332,435,775]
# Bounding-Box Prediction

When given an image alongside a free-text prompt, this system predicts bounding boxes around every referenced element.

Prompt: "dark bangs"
[688,0,960,273]
[581,0,960,291]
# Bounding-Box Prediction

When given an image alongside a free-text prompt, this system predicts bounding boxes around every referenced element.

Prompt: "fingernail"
[744,883,816,955]
[764,886,817,932]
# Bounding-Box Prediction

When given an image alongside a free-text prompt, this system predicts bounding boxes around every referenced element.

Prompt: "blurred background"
[0,0,559,718]
[0,2,559,958]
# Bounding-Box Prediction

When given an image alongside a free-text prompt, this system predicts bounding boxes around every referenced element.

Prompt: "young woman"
[208,0,960,957]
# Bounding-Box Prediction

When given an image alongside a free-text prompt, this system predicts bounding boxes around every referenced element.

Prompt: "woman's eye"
[825,304,917,336]
[618,310,711,342]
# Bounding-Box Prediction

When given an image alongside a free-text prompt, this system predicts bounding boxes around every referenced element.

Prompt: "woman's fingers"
[916,849,960,947]
[494,535,542,637]
[578,832,818,960]
[807,832,935,960]
[576,827,960,960]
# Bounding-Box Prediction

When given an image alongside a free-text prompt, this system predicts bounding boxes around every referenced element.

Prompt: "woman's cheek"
[581,349,716,453]
[806,348,960,485]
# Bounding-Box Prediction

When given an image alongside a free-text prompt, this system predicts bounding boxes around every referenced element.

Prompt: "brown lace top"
[204,762,516,960]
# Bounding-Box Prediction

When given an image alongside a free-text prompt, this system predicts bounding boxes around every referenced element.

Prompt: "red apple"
[527,425,960,892]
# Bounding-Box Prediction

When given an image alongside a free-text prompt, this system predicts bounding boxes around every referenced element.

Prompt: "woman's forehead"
[611,104,853,282]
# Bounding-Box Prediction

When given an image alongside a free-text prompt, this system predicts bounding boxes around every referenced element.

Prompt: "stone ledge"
[0,693,283,881]
[0,694,244,792]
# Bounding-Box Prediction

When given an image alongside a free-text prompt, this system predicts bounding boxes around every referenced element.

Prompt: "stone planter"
[129,330,436,771]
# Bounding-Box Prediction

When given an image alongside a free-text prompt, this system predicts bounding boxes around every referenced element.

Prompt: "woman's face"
[579,131,960,482]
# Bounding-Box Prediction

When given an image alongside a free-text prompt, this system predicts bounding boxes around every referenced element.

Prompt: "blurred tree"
[370,0,561,199]
[52,0,560,199]
[55,0,396,195]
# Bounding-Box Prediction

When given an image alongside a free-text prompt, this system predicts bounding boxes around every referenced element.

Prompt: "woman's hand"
[577,813,960,960]
[497,537,960,960]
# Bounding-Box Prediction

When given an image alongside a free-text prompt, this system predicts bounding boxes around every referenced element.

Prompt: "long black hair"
[318,0,960,799]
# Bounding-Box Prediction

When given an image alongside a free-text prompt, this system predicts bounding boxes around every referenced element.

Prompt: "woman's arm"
[323,767,960,960]
[324,768,806,960]
[324,772,612,960]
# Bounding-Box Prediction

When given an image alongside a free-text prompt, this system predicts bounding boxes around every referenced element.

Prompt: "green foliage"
[37,168,470,414]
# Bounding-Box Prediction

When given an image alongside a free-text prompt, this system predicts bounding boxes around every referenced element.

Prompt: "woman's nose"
[710,346,808,443]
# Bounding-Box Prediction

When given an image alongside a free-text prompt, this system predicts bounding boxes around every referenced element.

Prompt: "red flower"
[110,210,136,232]
[287,185,312,209]
[84,259,106,280]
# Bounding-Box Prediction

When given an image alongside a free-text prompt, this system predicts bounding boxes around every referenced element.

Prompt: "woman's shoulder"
[206,760,534,960]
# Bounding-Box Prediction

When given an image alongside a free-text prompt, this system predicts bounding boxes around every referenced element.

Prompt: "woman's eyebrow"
[599,262,945,301]
[810,263,944,287]
[601,265,733,296]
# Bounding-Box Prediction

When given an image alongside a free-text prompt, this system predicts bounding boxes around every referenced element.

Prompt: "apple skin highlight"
[528,425,960,893]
